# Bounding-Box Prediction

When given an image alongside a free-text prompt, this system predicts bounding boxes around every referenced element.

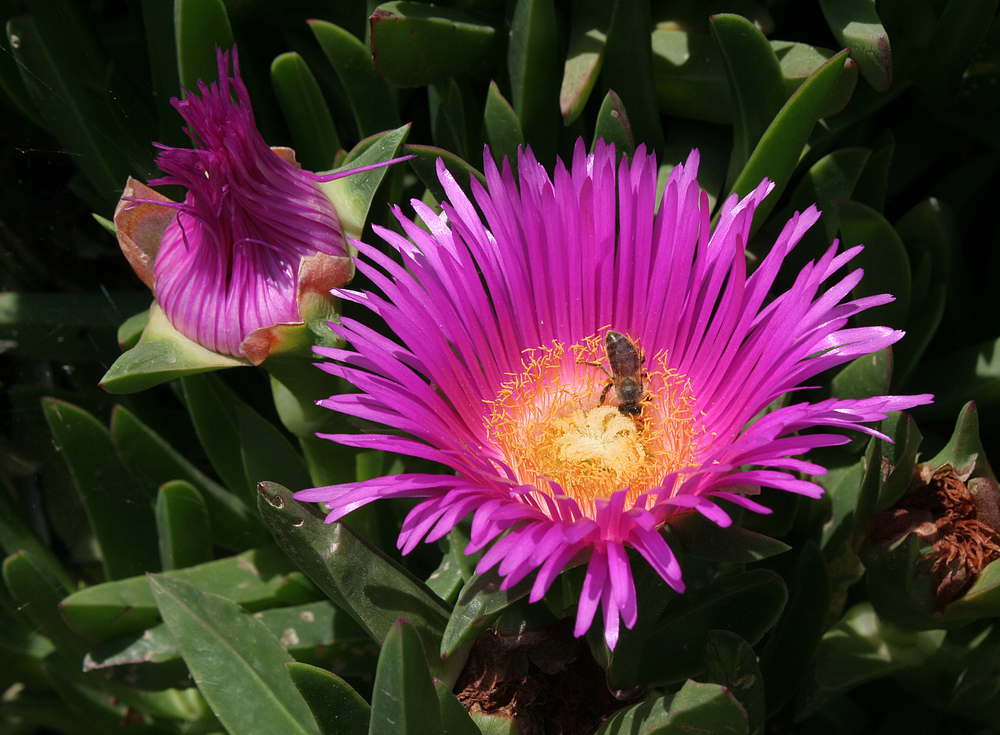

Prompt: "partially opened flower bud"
[114,47,399,364]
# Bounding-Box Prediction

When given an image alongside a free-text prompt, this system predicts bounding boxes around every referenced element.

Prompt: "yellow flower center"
[485,332,702,517]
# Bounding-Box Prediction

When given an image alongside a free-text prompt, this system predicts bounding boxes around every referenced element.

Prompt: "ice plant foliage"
[114,48,400,362]
[296,140,933,648]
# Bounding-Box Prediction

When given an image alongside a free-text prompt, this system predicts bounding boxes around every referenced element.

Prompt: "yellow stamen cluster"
[485,332,701,517]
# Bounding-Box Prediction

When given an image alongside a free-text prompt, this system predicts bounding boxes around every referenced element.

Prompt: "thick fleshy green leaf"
[0,291,151,362]
[101,302,249,393]
[0,481,72,590]
[271,52,340,171]
[508,0,560,162]
[832,348,892,402]
[560,0,613,125]
[609,570,788,688]
[429,79,469,159]
[726,50,849,231]
[60,545,316,641]
[436,681,480,735]
[174,0,234,92]
[912,0,999,102]
[369,2,499,87]
[238,404,312,500]
[3,551,82,656]
[111,402,267,551]
[309,20,400,139]
[403,143,486,204]
[6,5,155,210]
[440,567,534,659]
[155,481,213,571]
[893,198,953,388]
[484,81,524,167]
[42,399,160,581]
[288,662,371,735]
[818,458,866,552]
[369,619,442,735]
[758,543,831,716]
[257,483,455,678]
[40,652,147,734]
[711,14,787,188]
[671,512,791,564]
[601,0,665,153]
[181,373,249,499]
[772,41,858,117]
[789,147,872,245]
[652,32,855,125]
[426,526,478,604]
[139,0,182,140]
[596,681,748,735]
[150,574,321,735]
[851,131,894,212]
[318,125,411,242]
[704,631,765,735]
[926,402,985,478]
[797,603,945,719]
[593,90,635,158]
[838,199,911,331]
[819,0,892,92]
[85,599,375,692]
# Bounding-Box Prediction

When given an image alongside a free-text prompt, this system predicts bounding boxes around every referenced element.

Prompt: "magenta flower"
[295,140,932,649]
[114,48,399,363]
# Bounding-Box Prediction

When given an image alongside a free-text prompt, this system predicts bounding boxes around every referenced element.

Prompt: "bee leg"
[599,381,612,406]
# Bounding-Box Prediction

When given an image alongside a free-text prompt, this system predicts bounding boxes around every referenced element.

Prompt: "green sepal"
[724,49,850,234]
[111,402,268,551]
[84,600,375,692]
[796,602,945,720]
[560,0,613,125]
[174,0,234,92]
[256,482,457,681]
[42,398,160,581]
[155,481,213,571]
[271,52,340,171]
[819,0,892,91]
[671,512,791,564]
[318,124,411,243]
[309,20,401,139]
[288,662,371,735]
[116,309,149,351]
[369,2,500,87]
[101,302,250,394]
[608,569,788,689]
[484,81,525,167]
[60,545,318,641]
[703,631,765,735]
[149,573,321,735]
[593,90,635,159]
[595,681,748,735]
[369,619,442,735]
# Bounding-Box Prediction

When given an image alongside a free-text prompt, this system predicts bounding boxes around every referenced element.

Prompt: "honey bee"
[583,330,647,417]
